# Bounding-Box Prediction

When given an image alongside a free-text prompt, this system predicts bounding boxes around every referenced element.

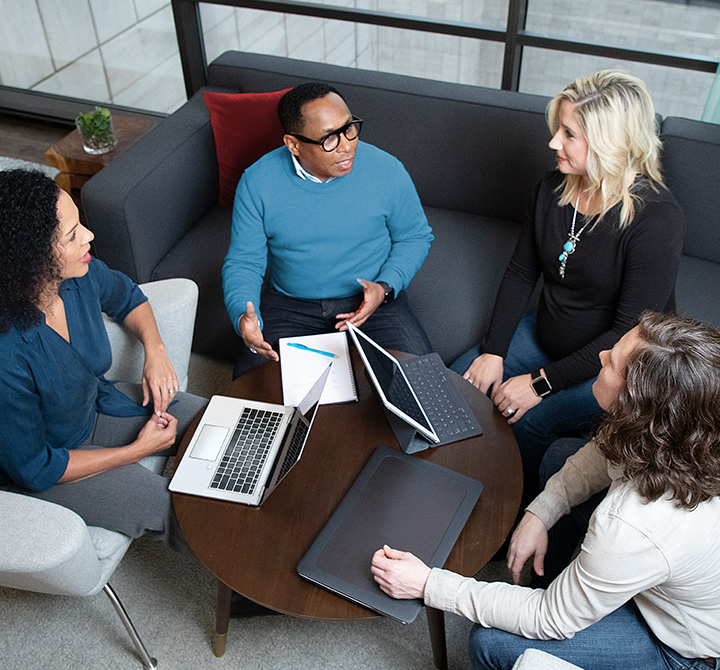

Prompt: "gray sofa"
[83,51,720,363]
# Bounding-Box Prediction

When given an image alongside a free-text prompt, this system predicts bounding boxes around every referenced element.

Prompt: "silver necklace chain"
[558,193,589,279]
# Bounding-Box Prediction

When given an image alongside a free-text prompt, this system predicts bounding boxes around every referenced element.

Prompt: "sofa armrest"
[0,491,102,596]
[104,278,199,391]
[82,91,223,283]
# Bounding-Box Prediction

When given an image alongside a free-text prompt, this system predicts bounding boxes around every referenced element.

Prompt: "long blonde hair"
[547,70,664,228]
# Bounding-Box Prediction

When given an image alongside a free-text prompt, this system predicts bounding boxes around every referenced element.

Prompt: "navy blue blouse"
[0,258,149,491]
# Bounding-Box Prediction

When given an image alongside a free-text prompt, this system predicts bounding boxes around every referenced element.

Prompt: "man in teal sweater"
[223,82,434,378]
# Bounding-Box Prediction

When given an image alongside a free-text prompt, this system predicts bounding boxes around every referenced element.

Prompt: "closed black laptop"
[298,446,483,623]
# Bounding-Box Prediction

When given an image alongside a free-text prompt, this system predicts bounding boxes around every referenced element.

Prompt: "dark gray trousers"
[11,383,207,552]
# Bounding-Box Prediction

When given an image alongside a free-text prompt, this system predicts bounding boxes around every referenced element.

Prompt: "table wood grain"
[173,350,522,620]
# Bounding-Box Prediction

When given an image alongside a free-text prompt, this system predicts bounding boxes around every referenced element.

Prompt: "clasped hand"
[462,355,541,423]
[136,411,178,455]
[370,545,431,599]
[492,373,542,424]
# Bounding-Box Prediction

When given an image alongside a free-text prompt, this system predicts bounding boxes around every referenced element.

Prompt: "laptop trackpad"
[189,424,229,461]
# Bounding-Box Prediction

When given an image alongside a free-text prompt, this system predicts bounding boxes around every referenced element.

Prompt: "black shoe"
[230,592,280,618]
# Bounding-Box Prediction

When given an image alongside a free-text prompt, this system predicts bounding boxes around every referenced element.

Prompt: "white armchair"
[0,278,198,669]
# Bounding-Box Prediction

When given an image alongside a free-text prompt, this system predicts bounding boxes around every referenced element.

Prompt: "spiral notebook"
[279,332,358,406]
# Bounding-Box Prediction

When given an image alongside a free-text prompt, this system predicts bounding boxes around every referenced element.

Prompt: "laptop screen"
[350,326,433,433]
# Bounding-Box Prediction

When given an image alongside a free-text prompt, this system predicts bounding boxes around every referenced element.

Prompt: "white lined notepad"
[279,332,358,406]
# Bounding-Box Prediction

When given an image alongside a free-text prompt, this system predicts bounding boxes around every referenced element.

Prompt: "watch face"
[532,375,552,397]
[378,281,394,303]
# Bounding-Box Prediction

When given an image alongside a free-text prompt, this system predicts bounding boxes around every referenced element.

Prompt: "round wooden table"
[173,351,522,668]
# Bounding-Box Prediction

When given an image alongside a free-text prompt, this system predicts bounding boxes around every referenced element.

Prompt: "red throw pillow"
[204,88,292,207]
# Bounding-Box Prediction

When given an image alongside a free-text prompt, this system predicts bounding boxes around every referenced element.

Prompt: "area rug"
[0,155,59,177]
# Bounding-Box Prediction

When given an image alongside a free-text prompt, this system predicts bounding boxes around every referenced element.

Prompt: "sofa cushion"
[204,88,291,206]
[661,116,720,264]
[152,204,236,359]
[676,254,720,328]
[407,206,523,365]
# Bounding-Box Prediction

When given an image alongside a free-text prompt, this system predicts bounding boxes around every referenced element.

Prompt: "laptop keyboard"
[402,355,478,439]
[210,407,283,495]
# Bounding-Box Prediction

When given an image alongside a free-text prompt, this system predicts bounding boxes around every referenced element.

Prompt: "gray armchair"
[0,278,198,669]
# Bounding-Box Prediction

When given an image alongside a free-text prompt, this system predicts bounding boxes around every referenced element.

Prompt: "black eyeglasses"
[290,117,363,152]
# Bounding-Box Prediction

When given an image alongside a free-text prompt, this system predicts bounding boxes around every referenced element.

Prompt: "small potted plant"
[75,106,118,155]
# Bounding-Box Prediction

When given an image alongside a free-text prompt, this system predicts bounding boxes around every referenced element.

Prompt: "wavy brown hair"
[595,311,720,509]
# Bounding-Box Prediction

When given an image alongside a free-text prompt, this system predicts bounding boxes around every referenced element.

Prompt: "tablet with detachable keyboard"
[346,322,482,453]
[298,446,484,623]
[169,365,330,506]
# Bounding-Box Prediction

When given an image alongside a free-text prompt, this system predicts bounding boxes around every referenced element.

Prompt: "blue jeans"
[233,288,432,379]
[450,315,604,504]
[530,437,607,589]
[468,600,717,670]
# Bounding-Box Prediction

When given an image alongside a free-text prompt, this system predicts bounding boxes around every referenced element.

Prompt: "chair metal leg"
[103,583,158,669]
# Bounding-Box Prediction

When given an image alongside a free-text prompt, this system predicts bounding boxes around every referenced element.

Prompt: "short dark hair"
[595,311,720,509]
[277,82,346,134]
[0,169,62,333]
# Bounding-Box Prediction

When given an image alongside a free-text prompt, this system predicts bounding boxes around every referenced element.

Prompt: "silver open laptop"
[169,365,331,506]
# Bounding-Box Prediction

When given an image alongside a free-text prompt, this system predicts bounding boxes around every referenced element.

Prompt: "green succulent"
[75,106,116,151]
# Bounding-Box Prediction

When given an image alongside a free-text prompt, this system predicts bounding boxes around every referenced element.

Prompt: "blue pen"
[287,342,337,358]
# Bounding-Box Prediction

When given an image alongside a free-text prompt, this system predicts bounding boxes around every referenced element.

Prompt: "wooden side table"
[46,115,158,194]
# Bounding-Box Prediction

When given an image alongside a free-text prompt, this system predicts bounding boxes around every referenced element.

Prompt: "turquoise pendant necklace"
[558,193,588,279]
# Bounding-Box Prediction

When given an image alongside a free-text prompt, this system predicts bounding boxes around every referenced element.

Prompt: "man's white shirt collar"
[290,151,336,183]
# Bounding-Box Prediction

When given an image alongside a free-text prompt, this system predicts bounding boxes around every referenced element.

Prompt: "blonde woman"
[451,71,684,503]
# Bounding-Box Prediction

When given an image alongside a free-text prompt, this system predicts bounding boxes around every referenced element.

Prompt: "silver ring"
[506,407,516,415]
[249,345,257,355]
[168,388,177,394]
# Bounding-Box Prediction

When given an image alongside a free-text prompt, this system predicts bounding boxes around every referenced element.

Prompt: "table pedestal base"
[427,606,448,669]
[212,577,450,668]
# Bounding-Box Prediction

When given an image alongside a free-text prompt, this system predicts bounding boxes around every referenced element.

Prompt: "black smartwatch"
[531,369,552,397]
[377,281,395,304]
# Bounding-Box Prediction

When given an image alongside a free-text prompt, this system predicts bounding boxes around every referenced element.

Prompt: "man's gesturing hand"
[335,279,385,331]
[238,301,278,362]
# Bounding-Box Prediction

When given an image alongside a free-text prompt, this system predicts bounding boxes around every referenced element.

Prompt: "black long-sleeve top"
[483,171,685,392]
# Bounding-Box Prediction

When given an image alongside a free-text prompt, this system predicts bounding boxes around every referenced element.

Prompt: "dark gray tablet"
[297,446,483,623]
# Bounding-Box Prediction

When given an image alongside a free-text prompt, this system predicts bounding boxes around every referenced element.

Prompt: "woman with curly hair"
[452,71,685,505]
[0,170,206,550]
[372,311,720,670]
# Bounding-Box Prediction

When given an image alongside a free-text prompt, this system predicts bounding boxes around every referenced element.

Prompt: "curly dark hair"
[277,82,346,134]
[0,169,62,333]
[595,311,720,509]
